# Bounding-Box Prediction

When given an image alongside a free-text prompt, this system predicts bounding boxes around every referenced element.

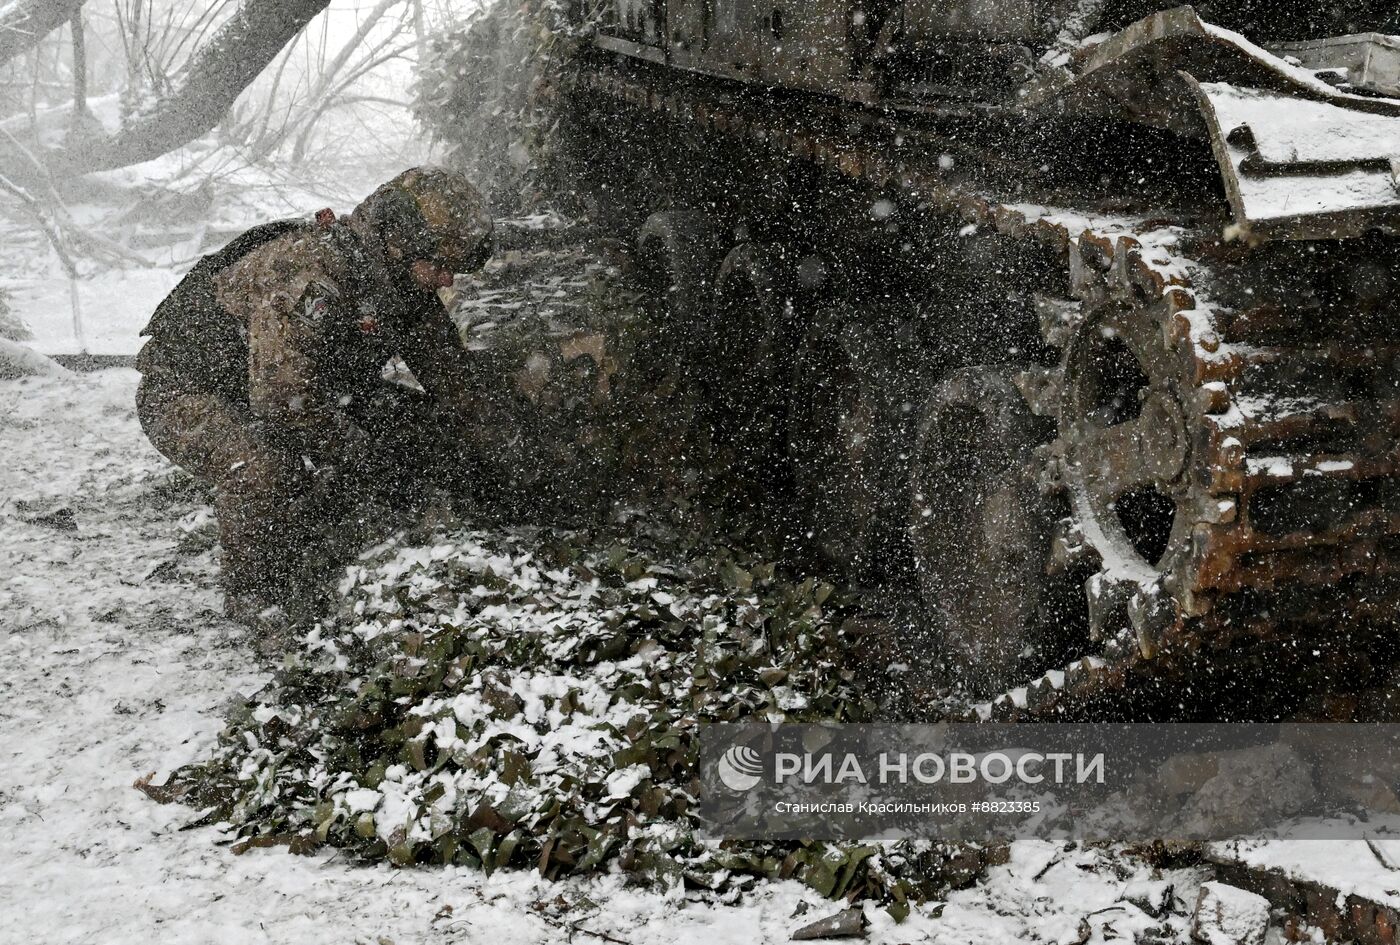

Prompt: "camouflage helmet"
[352,167,493,273]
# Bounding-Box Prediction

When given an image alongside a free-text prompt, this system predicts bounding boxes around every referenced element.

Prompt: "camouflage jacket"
[209,219,477,464]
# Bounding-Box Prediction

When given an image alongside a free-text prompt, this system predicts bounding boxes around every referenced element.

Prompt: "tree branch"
[39,0,332,176]
[0,0,91,68]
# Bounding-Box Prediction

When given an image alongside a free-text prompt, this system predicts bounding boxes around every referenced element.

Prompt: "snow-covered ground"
[0,369,1211,944]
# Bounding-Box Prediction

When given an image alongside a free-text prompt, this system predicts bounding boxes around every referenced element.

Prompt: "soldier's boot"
[135,384,299,633]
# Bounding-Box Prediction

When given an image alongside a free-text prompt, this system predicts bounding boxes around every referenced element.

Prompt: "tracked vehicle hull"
[554,4,1400,717]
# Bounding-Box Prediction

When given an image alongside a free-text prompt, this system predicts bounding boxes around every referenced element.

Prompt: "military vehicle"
[551,2,1400,716]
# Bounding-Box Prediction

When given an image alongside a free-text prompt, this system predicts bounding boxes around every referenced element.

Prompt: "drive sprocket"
[1027,232,1400,677]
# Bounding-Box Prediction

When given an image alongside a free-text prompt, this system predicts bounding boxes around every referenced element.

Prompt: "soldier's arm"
[394,299,481,415]
[216,246,373,469]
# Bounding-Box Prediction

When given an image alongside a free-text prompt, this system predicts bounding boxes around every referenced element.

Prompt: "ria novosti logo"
[716,744,765,792]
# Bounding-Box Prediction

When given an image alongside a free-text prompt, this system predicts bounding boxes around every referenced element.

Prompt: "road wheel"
[909,366,1074,692]
[787,302,892,576]
[704,242,798,505]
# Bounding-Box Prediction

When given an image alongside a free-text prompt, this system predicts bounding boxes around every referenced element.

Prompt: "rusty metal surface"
[1189,78,1400,238]
[584,3,1400,236]
[1030,9,1400,235]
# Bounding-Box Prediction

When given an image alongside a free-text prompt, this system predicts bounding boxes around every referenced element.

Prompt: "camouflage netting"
[161,523,997,913]
[413,1,579,214]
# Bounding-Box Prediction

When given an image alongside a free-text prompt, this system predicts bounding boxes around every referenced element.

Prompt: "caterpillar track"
[554,6,1400,720]
[977,230,1400,720]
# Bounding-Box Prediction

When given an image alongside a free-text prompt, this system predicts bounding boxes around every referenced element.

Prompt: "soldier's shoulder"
[215,228,354,298]
[230,229,348,276]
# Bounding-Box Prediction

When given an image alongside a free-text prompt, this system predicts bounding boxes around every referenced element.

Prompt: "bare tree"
[2,0,332,179]
[287,0,410,162]
[229,0,411,164]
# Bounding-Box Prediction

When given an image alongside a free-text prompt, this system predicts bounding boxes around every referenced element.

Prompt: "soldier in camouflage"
[136,167,493,627]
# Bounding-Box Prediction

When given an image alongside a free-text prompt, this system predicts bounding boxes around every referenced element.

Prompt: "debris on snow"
[791,906,868,940]
[1190,881,1270,945]
[1122,878,1175,918]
